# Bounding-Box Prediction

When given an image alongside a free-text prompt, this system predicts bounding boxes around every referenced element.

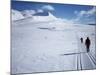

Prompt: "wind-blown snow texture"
[11,11,96,74]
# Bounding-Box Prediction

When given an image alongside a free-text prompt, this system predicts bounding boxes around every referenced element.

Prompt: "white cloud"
[74,11,78,15]
[74,10,86,22]
[74,7,96,23]
[37,9,44,13]
[42,5,55,11]
[79,10,86,16]
[86,7,96,15]
[75,7,96,17]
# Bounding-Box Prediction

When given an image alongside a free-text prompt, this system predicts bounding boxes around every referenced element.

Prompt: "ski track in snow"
[11,20,96,74]
[76,34,96,70]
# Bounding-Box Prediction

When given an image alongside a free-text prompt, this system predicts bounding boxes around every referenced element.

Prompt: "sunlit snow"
[11,10,96,74]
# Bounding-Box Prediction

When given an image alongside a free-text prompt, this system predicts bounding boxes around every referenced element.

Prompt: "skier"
[85,37,91,53]
[80,37,83,43]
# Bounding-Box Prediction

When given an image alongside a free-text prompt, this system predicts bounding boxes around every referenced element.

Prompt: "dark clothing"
[85,37,91,52]
[80,38,83,43]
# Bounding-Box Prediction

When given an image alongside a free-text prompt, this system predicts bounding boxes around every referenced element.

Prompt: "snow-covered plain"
[11,11,96,74]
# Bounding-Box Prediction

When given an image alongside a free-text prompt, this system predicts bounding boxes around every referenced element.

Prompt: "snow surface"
[11,11,96,74]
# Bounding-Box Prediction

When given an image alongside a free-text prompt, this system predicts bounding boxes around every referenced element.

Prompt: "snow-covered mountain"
[12,9,24,21]
[11,9,96,74]
[21,10,36,18]
[12,9,57,21]
[33,12,57,22]
[11,9,74,25]
[12,9,75,30]
[12,14,96,74]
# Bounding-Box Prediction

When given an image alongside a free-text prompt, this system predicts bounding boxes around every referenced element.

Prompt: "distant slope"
[12,9,24,21]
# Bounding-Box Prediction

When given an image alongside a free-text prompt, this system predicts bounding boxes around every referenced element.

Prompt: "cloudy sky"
[11,1,96,24]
